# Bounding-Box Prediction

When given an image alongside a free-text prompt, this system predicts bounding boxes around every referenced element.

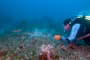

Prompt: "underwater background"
[0,0,90,60]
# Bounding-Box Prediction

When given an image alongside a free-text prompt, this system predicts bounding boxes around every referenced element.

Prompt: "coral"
[38,44,59,60]
[0,27,90,60]
[19,45,23,49]
[0,49,6,57]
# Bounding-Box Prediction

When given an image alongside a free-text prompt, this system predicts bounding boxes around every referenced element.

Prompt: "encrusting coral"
[38,44,60,60]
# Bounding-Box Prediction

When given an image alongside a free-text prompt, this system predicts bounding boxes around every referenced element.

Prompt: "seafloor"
[0,21,90,60]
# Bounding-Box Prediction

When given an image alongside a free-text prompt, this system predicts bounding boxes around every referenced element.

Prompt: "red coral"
[54,54,60,59]
[0,49,6,56]
[38,52,48,60]
[19,45,23,49]
[38,44,60,60]
[32,49,34,59]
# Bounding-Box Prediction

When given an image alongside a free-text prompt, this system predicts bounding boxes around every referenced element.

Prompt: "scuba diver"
[55,15,90,46]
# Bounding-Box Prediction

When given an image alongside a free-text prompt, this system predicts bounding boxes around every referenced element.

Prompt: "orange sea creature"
[54,35,61,40]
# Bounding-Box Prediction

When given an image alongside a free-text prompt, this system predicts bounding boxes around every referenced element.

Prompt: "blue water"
[0,0,90,35]
[0,0,90,60]
[0,0,90,22]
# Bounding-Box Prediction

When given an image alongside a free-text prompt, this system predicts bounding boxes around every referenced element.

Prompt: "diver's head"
[63,15,84,32]
[63,18,71,32]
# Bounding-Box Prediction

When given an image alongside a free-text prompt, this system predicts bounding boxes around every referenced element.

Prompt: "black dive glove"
[60,36,70,45]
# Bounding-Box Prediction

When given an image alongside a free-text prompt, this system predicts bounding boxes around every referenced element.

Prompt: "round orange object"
[54,35,61,40]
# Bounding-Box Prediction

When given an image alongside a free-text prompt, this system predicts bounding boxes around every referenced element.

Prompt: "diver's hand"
[60,36,66,40]
[54,35,69,44]
[60,36,69,43]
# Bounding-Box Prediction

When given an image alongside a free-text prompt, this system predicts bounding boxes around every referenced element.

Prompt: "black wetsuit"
[69,16,90,45]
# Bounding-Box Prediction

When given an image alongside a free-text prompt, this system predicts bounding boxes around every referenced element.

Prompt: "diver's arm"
[67,23,81,43]
[61,23,81,44]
